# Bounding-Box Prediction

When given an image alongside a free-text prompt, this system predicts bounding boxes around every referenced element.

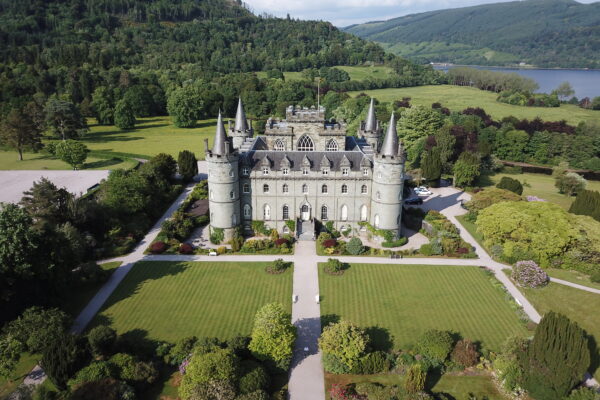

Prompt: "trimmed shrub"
[382,237,408,248]
[511,260,549,288]
[69,361,114,387]
[178,150,198,182]
[415,329,453,364]
[496,176,524,195]
[404,363,426,393]
[87,325,116,356]
[346,237,364,255]
[150,241,167,254]
[323,258,344,275]
[217,246,227,255]
[450,339,479,368]
[274,238,289,247]
[179,243,193,254]
[265,259,289,274]
[355,351,391,374]
[322,239,337,248]
[239,366,269,394]
[419,243,433,256]
[591,271,600,283]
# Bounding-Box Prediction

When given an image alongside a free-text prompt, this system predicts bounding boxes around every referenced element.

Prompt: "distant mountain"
[344,0,600,69]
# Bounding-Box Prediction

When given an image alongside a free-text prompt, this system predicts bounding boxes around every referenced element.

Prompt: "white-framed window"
[263,184,270,193]
[244,204,252,218]
[321,205,328,220]
[342,168,349,176]
[302,168,309,175]
[242,167,250,175]
[243,183,250,193]
[229,170,234,177]
[363,168,369,176]
[282,168,289,175]
[325,139,338,152]
[264,204,271,220]
[341,205,348,221]
[283,205,289,220]
[360,205,368,221]
[229,191,235,199]
[274,139,285,151]
[210,190,214,200]
[376,191,381,200]
[262,167,269,175]
[378,172,382,179]
[374,214,380,228]
[282,184,289,193]
[322,168,329,175]
[302,184,308,194]
[361,185,367,194]
[321,184,328,194]
[297,135,314,151]
[341,184,348,194]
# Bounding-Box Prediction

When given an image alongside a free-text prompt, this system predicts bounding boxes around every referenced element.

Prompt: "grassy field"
[478,172,600,209]
[0,150,137,171]
[325,372,506,399]
[319,263,527,353]
[348,85,600,125]
[546,269,600,290]
[256,65,395,82]
[92,261,293,342]
[517,281,600,380]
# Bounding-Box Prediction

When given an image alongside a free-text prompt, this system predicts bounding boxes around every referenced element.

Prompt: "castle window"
[322,168,329,175]
[263,184,270,193]
[302,184,308,194]
[262,167,269,175]
[283,205,289,220]
[242,167,250,175]
[264,205,271,220]
[360,205,368,221]
[243,183,250,193]
[378,172,382,179]
[297,135,314,151]
[282,168,289,175]
[342,168,349,176]
[363,168,369,176]
[341,184,348,194]
[210,190,214,200]
[229,170,234,177]
[376,191,381,200]
[274,139,285,151]
[321,205,328,220]
[244,204,252,218]
[361,185,367,194]
[341,205,348,221]
[374,214,380,228]
[321,184,328,194]
[282,184,289,193]
[302,168,309,175]
[325,139,338,152]
[230,191,235,199]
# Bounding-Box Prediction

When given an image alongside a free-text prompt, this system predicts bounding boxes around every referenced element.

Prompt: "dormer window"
[263,167,269,175]
[242,167,250,176]
[363,168,369,176]
[322,168,329,175]
[302,168,309,175]
[342,168,349,176]
[282,168,289,175]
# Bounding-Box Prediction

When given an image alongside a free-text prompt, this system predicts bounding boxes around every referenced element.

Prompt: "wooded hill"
[344,0,600,69]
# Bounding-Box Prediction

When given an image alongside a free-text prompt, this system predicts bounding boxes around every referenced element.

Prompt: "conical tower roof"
[380,113,399,156]
[234,97,249,132]
[364,98,377,132]
[212,111,228,155]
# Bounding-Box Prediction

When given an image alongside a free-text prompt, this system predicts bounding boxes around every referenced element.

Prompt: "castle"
[204,98,406,240]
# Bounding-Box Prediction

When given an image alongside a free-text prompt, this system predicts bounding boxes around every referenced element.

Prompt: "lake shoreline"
[431,63,600,72]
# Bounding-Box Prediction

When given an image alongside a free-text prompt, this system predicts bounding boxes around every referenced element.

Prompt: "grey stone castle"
[204,98,406,240]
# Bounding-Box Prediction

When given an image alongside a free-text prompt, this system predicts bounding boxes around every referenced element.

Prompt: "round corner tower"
[206,112,240,241]
[370,113,405,237]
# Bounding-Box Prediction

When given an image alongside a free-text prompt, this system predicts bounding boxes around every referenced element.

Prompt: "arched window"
[302,184,308,194]
[321,205,328,220]
[283,205,289,220]
[282,184,289,193]
[321,184,328,194]
[243,183,250,193]
[374,214,380,228]
[264,204,271,220]
[325,139,338,151]
[230,191,235,199]
[361,185,367,194]
[360,205,368,221]
[263,184,269,193]
[341,205,348,221]
[274,139,285,151]
[297,135,314,151]
[243,204,251,218]
[376,191,381,200]
[341,184,348,194]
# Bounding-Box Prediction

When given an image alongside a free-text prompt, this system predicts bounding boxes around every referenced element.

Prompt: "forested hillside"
[344,0,600,69]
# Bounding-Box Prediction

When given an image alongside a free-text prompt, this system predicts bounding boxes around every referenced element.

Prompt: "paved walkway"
[549,277,600,295]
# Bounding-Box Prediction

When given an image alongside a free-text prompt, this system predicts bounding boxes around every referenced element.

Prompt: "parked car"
[404,197,423,205]
[208,250,217,256]
[414,187,433,196]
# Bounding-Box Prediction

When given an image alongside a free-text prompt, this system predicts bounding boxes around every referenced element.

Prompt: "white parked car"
[208,250,218,256]
[414,187,432,196]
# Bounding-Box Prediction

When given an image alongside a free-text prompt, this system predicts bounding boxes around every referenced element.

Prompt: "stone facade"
[205,99,406,240]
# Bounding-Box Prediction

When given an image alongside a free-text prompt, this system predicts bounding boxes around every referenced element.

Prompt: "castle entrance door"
[301,204,310,221]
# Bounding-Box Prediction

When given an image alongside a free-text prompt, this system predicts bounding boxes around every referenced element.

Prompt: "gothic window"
[297,135,314,151]
[321,205,328,220]
[274,139,285,151]
[302,184,308,194]
[325,139,338,152]
[341,205,348,221]
[242,167,250,175]
[243,183,250,193]
[360,205,368,221]
[264,204,271,220]
[262,167,269,175]
[374,214,380,228]
[321,184,328,194]
[282,168,289,175]
[282,184,289,193]
[361,185,367,194]
[283,205,289,220]
[230,191,235,199]
[263,184,269,193]
[341,184,348,194]
[243,204,251,218]
[342,168,349,176]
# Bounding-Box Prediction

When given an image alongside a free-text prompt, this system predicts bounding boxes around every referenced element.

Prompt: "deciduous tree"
[114,98,136,129]
[319,320,368,373]
[248,303,296,370]
[167,84,205,128]
[0,105,43,161]
[54,140,89,170]
[453,151,481,187]
[44,98,88,140]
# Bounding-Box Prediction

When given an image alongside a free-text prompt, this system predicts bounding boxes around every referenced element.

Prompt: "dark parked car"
[404,197,423,205]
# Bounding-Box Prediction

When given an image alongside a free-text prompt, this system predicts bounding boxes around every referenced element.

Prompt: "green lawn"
[517,281,600,380]
[478,172,600,209]
[348,85,600,125]
[0,150,137,171]
[325,372,506,400]
[455,214,486,250]
[256,65,395,82]
[546,269,600,290]
[92,261,293,342]
[319,263,527,353]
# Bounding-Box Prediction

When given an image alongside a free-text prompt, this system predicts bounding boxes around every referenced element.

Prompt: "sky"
[243,0,598,27]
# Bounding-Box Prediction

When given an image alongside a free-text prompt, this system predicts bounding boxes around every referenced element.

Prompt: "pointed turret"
[380,113,399,156]
[364,98,377,132]
[234,97,249,132]
[212,111,228,155]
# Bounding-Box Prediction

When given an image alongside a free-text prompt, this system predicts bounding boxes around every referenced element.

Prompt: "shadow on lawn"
[84,157,126,169]
[365,326,394,352]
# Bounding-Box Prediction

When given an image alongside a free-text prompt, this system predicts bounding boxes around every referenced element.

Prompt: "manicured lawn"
[92,261,293,342]
[455,214,486,250]
[518,281,600,380]
[256,65,395,81]
[319,263,527,353]
[348,85,600,125]
[325,372,506,400]
[478,172,600,209]
[0,150,137,171]
[546,269,600,290]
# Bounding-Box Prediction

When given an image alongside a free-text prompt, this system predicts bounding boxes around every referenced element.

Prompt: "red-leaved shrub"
[322,239,337,248]
[457,247,469,254]
[150,241,167,254]
[274,238,289,246]
[179,243,193,254]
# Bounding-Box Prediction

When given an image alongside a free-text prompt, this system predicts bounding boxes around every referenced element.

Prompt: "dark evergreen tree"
[41,333,89,390]
[520,312,590,399]
[569,189,600,222]
[496,176,524,195]
[421,147,442,187]
[178,150,198,182]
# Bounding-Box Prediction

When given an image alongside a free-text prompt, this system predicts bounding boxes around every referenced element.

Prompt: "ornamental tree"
[4,307,71,354]
[114,98,136,129]
[91,86,115,125]
[421,147,442,187]
[0,335,24,379]
[496,176,524,195]
[44,98,88,140]
[319,320,368,373]
[167,84,205,128]
[41,333,89,390]
[346,237,364,255]
[0,105,43,161]
[54,140,89,170]
[414,329,453,365]
[178,348,240,400]
[178,150,199,182]
[511,260,549,288]
[248,303,296,370]
[453,151,481,187]
[466,187,522,214]
[397,105,444,155]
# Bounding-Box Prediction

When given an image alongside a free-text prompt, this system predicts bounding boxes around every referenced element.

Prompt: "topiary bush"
[150,241,167,254]
[87,325,116,356]
[346,237,364,255]
[354,351,391,374]
[179,243,193,254]
[239,366,269,394]
[415,329,454,365]
[323,258,345,275]
[322,239,337,248]
[496,176,524,195]
[511,260,549,288]
[265,259,289,274]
